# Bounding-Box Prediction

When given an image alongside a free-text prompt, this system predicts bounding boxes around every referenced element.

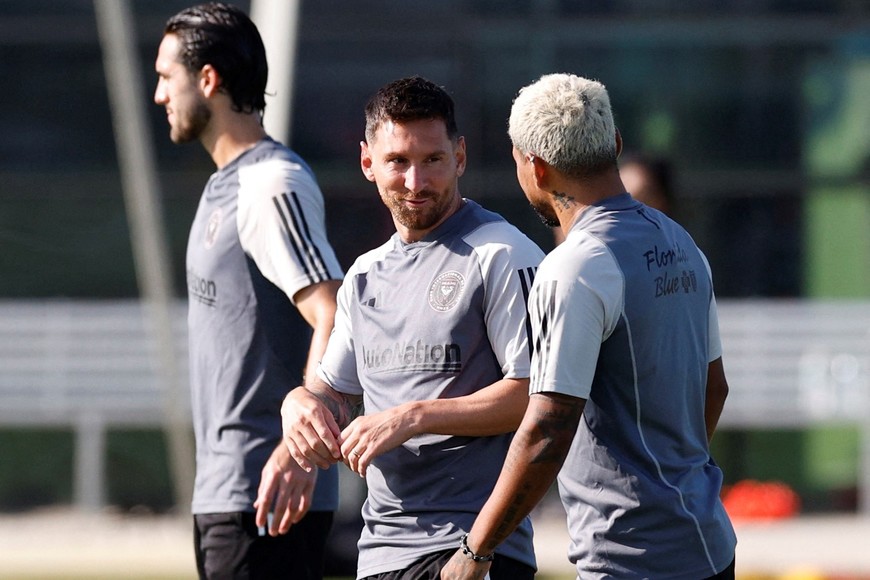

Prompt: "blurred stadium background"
[1,0,870,578]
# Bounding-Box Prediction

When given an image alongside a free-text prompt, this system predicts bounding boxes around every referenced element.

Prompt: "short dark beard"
[383,188,457,233]
[172,100,212,144]
[530,203,559,228]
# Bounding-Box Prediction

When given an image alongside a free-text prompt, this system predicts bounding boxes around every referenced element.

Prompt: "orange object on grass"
[722,479,801,521]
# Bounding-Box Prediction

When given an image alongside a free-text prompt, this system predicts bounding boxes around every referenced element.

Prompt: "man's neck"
[554,171,625,234]
[202,111,268,169]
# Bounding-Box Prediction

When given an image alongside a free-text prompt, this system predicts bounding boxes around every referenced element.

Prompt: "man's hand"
[282,386,343,471]
[440,549,491,580]
[340,405,416,478]
[254,443,316,536]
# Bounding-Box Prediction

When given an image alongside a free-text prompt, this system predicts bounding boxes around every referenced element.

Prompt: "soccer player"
[620,152,674,215]
[153,3,343,578]
[441,73,736,579]
[280,76,544,580]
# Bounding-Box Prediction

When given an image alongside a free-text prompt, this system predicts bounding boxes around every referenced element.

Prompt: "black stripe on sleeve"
[532,279,557,386]
[272,195,317,286]
[517,266,537,360]
[284,191,336,280]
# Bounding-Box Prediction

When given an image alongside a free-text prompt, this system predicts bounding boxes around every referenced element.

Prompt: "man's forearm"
[294,279,341,386]
[410,377,530,438]
[469,393,584,555]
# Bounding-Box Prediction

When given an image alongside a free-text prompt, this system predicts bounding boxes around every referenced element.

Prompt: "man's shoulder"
[235,141,321,203]
[346,236,395,276]
[238,138,313,175]
[245,137,295,161]
[459,203,544,261]
[546,229,617,275]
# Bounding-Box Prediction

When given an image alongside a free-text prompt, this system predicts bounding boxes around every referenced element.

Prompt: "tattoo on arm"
[316,388,363,429]
[490,503,525,550]
[529,396,583,464]
[487,395,584,550]
[551,190,575,211]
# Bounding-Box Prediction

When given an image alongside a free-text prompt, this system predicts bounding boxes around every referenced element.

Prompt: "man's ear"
[199,64,221,98]
[530,154,549,189]
[615,128,623,158]
[360,141,376,183]
[454,136,467,178]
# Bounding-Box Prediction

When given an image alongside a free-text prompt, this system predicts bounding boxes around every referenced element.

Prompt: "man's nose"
[404,164,425,193]
[154,80,166,105]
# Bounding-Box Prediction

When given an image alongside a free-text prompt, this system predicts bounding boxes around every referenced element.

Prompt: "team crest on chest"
[428,271,465,312]
[204,208,223,249]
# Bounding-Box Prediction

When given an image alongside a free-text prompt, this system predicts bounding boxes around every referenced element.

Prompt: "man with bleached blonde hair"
[442,73,736,580]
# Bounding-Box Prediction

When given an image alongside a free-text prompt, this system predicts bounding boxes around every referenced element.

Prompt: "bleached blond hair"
[508,73,618,178]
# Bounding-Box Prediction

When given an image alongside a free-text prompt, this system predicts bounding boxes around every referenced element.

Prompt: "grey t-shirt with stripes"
[529,193,736,578]
[318,199,544,578]
[187,137,343,514]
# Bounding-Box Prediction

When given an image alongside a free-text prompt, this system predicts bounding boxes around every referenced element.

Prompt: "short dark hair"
[620,152,674,202]
[164,2,267,115]
[364,76,459,143]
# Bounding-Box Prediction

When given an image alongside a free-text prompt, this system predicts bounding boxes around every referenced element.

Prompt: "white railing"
[1,299,869,512]
[0,300,189,425]
[718,300,870,428]
[0,300,189,510]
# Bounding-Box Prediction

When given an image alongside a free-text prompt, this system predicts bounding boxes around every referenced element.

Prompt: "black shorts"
[705,557,736,580]
[361,547,535,580]
[193,510,333,580]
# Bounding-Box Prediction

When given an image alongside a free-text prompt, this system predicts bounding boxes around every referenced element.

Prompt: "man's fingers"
[355,453,368,479]
[341,445,367,478]
[285,417,341,469]
[282,390,343,462]
[254,497,271,528]
[269,491,288,536]
[300,427,340,467]
[275,485,311,535]
[278,508,295,535]
[254,472,276,527]
[312,411,343,460]
[283,437,316,472]
[340,424,372,478]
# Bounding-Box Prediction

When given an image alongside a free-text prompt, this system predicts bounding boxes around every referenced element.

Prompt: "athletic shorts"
[705,557,736,580]
[193,510,333,580]
[361,548,535,580]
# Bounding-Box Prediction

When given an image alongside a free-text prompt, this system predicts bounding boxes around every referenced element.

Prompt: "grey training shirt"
[318,199,544,578]
[187,138,343,515]
[529,193,736,579]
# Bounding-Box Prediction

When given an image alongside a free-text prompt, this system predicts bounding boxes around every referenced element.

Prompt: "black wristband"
[459,533,495,562]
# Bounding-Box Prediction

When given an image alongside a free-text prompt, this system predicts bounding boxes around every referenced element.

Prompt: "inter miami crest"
[428,271,465,312]
[204,208,223,249]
